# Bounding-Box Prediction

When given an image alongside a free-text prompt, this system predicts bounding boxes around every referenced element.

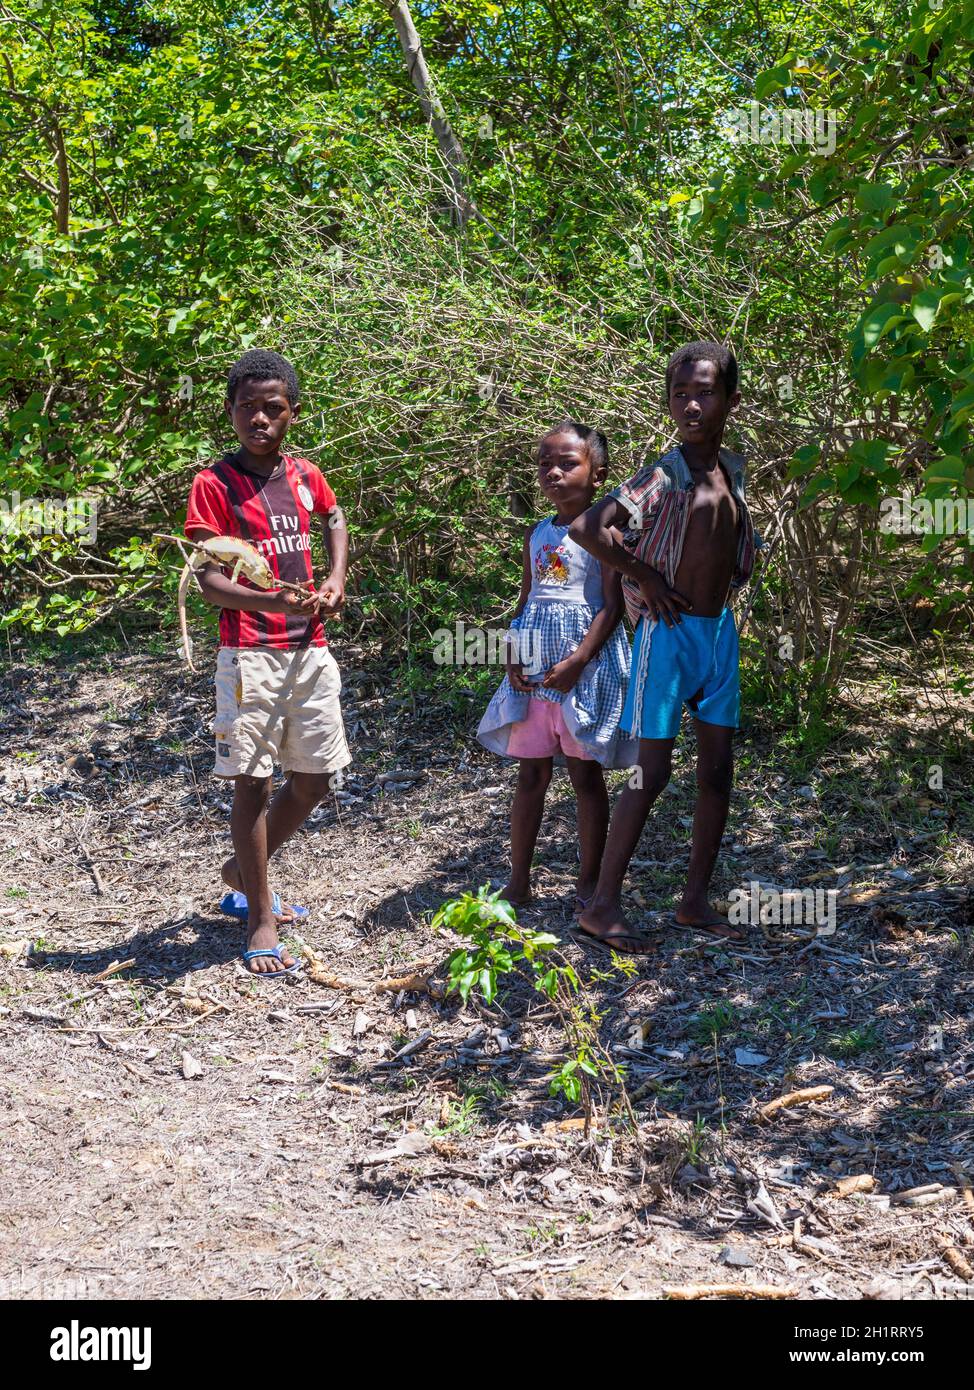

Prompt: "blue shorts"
[621,610,739,740]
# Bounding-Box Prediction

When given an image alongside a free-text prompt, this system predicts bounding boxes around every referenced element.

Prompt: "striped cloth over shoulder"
[610,445,757,627]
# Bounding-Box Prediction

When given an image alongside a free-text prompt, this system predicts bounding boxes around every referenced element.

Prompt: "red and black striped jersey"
[184,452,337,650]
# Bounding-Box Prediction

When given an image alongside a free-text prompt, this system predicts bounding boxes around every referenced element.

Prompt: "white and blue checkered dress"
[477,517,635,768]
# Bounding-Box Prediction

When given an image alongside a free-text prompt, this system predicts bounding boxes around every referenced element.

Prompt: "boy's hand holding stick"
[315,575,345,617]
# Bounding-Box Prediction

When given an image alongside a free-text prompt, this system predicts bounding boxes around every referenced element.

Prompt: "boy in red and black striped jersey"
[184,349,351,976]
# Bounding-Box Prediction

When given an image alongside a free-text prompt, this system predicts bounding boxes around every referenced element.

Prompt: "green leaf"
[948,385,974,427]
[850,439,894,471]
[923,456,966,484]
[754,64,792,99]
[834,458,862,489]
[910,288,952,332]
[86,460,116,480]
[821,217,852,252]
[799,474,835,508]
[842,476,881,505]
[855,181,894,215]
[787,443,821,478]
[861,302,905,349]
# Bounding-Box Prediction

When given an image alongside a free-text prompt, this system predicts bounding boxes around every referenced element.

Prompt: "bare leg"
[675,720,742,940]
[501,758,553,905]
[576,739,674,951]
[223,770,336,919]
[564,756,609,905]
[230,775,294,974]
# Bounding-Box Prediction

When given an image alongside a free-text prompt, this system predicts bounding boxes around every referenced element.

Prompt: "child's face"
[537,433,603,507]
[225,376,297,456]
[668,359,739,447]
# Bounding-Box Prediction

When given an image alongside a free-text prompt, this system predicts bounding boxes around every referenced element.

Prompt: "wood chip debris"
[180,1050,204,1079]
[542,1117,592,1136]
[663,1283,797,1300]
[0,940,31,959]
[491,1254,587,1277]
[359,1130,431,1167]
[746,1182,785,1229]
[891,1183,956,1207]
[374,1028,433,1067]
[834,1174,876,1197]
[304,959,369,990]
[939,1241,974,1281]
[374,972,442,997]
[90,957,136,982]
[759,1085,834,1119]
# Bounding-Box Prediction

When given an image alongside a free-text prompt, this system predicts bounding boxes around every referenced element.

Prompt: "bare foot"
[498,882,531,908]
[674,898,746,943]
[245,918,296,975]
[575,900,656,954]
[222,857,300,924]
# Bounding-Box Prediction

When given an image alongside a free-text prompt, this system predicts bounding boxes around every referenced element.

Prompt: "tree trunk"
[384,1,470,225]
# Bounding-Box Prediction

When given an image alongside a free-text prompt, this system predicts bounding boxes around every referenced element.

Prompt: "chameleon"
[154,533,314,672]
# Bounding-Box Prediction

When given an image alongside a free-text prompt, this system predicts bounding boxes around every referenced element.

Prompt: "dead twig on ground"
[759,1085,834,1120]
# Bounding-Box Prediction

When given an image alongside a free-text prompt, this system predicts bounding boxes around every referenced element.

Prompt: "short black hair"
[665,341,738,398]
[541,419,609,472]
[227,349,300,406]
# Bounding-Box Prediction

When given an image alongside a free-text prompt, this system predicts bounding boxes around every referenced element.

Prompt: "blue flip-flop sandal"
[220,890,310,923]
[241,946,303,978]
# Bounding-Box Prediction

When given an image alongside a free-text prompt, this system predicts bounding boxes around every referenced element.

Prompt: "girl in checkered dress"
[477,423,633,910]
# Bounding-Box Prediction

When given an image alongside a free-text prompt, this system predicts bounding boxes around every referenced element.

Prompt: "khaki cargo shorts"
[213,645,351,779]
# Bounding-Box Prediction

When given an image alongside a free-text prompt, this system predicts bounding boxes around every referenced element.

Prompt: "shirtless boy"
[569,341,757,952]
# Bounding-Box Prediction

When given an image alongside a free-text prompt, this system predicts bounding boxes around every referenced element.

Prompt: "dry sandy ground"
[1,641,973,1300]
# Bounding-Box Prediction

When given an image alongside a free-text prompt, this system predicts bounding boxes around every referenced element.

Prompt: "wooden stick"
[90,957,136,983]
[759,1085,833,1120]
[834,1174,876,1197]
[71,831,105,895]
[891,1183,945,1202]
[663,1283,797,1300]
[951,1164,974,1224]
[939,1242,974,1282]
[374,972,443,998]
[85,857,106,896]
[894,1187,955,1208]
[302,954,369,990]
